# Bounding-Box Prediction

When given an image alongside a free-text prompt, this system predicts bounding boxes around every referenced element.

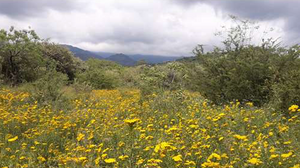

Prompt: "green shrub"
[196,46,276,106]
[194,17,300,111]
[137,65,166,96]
[24,69,68,103]
[71,78,93,93]
[76,69,116,89]
[134,62,191,97]
[75,58,121,90]
[194,16,284,107]
[270,45,300,111]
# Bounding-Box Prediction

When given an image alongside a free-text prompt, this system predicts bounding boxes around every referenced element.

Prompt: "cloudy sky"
[0,0,299,56]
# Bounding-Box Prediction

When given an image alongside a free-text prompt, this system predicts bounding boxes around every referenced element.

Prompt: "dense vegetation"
[0,18,299,167]
[0,89,299,167]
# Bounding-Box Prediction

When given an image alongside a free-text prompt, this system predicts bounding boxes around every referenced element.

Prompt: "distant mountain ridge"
[61,44,103,60]
[106,53,137,66]
[62,44,183,66]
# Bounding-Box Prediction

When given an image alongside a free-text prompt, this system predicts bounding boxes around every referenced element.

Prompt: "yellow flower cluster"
[0,89,299,167]
[289,105,299,112]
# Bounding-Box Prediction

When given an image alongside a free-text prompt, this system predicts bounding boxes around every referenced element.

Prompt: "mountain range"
[105,53,137,66]
[62,44,183,66]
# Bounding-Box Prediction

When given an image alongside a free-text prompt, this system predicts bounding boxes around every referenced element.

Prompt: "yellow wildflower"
[77,133,85,142]
[118,141,125,147]
[246,102,253,107]
[233,134,248,141]
[269,154,279,159]
[281,152,293,158]
[95,157,100,165]
[288,105,299,112]
[104,158,116,164]
[37,156,46,162]
[172,155,182,162]
[184,160,196,166]
[208,153,221,161]
[248,157,262,165]
[290,164,300,168]
[124,118,140,127]
[154,142,172,153]
[8,136,18,142]
[269,146,276,153]
[201,161,220,167]
[119,155,129,161]
[189,124,198,129]
[101,154,107,159]
[136,159,144,165]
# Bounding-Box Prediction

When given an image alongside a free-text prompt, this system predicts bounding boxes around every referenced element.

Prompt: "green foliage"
[0,26,44,84]
[134,62,191,97]
[196,46,275,106]
[119,67,140,88]
[270,45,300,111]
[138,65,166,96]
[0,27,84,86]
[76,59,120,90]
[41,42,85,81]
[77,69,115,90]
[195,17,300,111]
[24,69,68,103]
[86,58,123,71]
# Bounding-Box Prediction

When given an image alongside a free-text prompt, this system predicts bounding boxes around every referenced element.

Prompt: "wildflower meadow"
[0,89,299,167]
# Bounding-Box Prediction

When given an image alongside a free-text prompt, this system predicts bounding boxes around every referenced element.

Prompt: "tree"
[0,26,44,84]
[41,42,84,81]
[194,16,281,106]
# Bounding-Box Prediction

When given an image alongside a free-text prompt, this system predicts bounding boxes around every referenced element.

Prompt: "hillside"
[130,54,183,64]
[62,44,103,61]
[63,44,182,65]
[106,53,137,66]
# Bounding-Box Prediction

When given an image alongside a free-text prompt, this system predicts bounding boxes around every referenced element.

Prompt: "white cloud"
[0,0,288,56]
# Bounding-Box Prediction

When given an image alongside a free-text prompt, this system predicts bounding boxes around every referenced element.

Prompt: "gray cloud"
[206,0,300,44]
[0,0,77,19]
[173,0,204,6]
[208,0,299,20]
[0,0,298,56]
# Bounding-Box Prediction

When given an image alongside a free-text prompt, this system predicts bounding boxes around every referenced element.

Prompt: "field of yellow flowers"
[0,88,299,168]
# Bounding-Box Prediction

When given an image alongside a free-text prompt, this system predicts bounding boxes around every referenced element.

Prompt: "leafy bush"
[270,45,300,111]
[196,46,276,106]
[131,62,191,96]
[194,17,300,110]
[75,58,121,90]
[24,69,68,103]
[76,69,116,90]
[137,65,166,96]
[71,78,93,93]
